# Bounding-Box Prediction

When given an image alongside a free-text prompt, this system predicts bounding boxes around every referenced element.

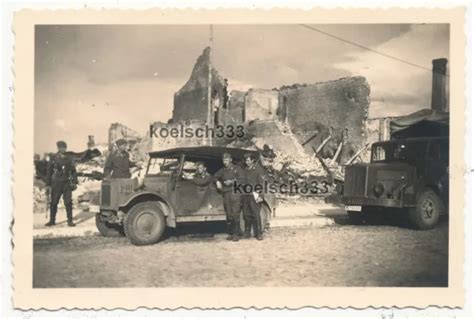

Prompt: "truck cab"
[342,136,449,229]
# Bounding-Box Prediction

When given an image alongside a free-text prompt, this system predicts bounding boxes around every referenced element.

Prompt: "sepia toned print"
[13,8,465,310]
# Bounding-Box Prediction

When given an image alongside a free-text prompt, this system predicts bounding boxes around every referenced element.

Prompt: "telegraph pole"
[207,24,214,146]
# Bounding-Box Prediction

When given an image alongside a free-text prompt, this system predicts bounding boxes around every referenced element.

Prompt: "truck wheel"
[124,201,166,246]
[95,214,124,237]
[409,189,443,230]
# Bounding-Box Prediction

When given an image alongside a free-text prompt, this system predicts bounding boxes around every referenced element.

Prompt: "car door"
[172,159,211,215]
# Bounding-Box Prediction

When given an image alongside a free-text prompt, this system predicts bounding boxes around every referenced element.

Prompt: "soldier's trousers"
[222,191,241,235]
[49,180,73,223]
[242,195,262,237]
[223,191,241,222]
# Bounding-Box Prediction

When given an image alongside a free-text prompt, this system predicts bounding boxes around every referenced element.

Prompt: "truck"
[342,136,449,229]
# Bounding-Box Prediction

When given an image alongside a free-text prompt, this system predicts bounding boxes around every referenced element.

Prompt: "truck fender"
[119,191,176,228]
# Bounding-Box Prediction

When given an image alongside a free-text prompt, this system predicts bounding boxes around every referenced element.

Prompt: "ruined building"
[277,77,370,163]
[172,47,228,125]
[169,47,370,163]
[108,123,142,151]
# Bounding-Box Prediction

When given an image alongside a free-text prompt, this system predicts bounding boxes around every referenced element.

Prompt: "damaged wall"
[172,47,227,124]
[219,90,245,126]
[150,120,211,152]
[278,77,370,163]
[108,123,142,151]
[246,119,306,155]
[244,89,279,122]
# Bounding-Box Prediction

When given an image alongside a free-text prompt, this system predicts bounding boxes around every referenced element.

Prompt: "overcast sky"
[34,24,449,153]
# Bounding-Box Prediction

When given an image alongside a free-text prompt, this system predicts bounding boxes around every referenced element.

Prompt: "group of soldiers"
[45,138,268,242]
[44,138,135,227]
[184,152,267,241]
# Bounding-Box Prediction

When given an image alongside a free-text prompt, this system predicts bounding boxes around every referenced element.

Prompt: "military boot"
[45,206,56,226]
[253,220,263,241]
[66,204,76,227]
[226,221,233,240]
[244,222,252,239]
[231,221,240,242]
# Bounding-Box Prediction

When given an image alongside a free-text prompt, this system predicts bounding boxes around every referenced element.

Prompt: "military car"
[342,136,449,229]
[97,146,277,245]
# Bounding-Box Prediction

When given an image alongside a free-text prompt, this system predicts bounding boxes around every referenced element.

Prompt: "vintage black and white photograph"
[30,22,452,289]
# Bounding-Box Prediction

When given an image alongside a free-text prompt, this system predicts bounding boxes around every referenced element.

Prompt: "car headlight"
[373,183,385,197]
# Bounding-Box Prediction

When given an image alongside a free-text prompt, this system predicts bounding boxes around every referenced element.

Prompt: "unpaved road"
[33,219,448,288]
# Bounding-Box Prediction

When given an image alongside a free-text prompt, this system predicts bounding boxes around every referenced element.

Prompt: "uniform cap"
[56,140,67,148]
[116,139,127,146]
[222,152,232,159]
[243,153,254,160]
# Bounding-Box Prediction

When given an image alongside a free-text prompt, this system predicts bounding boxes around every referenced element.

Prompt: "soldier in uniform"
[214,153,244,241]
[242,152,265,240]
[182,161,212,186]
[104,139,136,178]
[45,140,78,227]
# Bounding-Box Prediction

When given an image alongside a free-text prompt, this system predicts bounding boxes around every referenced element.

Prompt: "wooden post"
[302,132,319,146]
[345,143,369,165]
[207,25,214,146]
[315,134,332,154]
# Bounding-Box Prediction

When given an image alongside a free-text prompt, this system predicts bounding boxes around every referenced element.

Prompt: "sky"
[34,24,449,153]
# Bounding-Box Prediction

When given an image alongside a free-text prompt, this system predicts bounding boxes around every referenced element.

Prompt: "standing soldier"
[214,153,244,242]
[45,140,78,227]
[104,139,136,178]
[242,153,265,240]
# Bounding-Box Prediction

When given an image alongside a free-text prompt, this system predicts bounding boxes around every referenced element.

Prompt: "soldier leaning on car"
[242,152,266,240]
[104,138,136,179]
[182,161,213,186]
[214,152,244,242]
[45,140,78,227]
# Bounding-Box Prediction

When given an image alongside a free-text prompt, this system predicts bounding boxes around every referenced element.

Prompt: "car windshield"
[147,157,180,175]
[372,141,427,162]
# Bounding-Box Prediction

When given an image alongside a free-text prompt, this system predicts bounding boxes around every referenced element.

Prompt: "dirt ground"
[33,219,448,288]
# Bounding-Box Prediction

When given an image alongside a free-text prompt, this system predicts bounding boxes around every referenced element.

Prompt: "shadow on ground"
[319,208,449,229]
[162,221,229,241]
[54,211,95,226]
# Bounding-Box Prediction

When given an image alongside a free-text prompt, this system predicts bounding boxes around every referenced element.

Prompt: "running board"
[176,215,227,223]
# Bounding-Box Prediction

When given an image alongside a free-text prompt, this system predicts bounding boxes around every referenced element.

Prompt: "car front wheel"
[409,189,443,230]
[124,201,166,246]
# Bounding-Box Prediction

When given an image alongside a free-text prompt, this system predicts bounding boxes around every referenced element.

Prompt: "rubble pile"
[261,148,341,197]
[33,179,48,213]
[226,120,344,196]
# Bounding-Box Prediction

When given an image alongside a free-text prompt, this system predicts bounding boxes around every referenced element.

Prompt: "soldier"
[182,161,212,186]
[242,152,265,240]
[104,139,136,178]
[45,140,78,227]
[214,153,244,241]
